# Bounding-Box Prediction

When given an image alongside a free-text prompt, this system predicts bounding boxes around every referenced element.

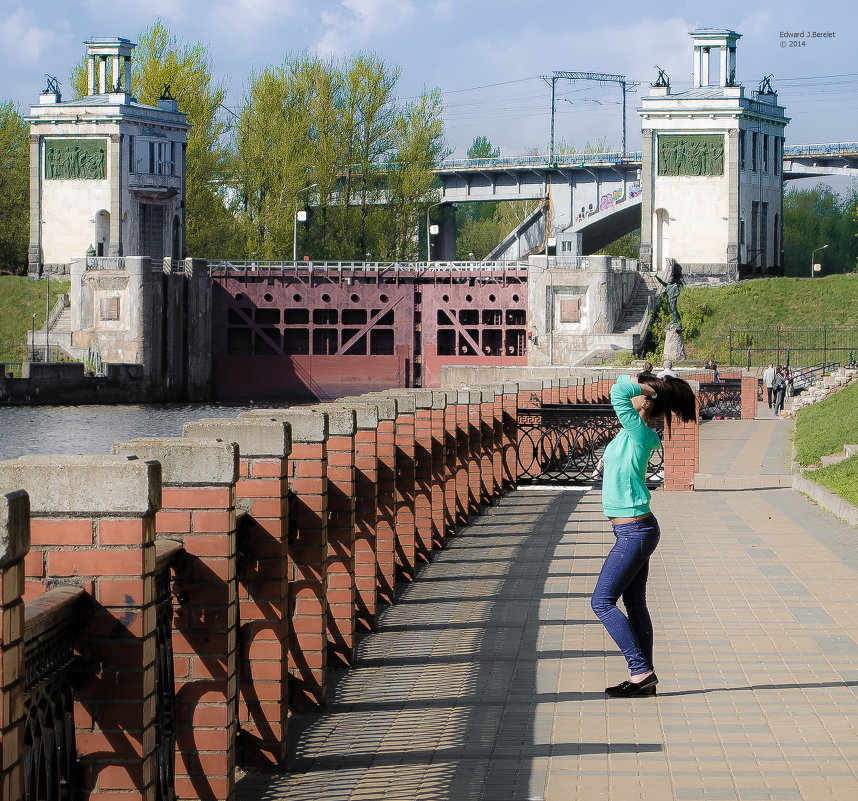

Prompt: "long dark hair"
[637,373,697,438]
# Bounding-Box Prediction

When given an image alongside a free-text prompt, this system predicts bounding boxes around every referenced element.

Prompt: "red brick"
[48,549,145,578]
[192,510,232,533]
[100,518,150,546]
[162,487,232,509]
[97,579,146,607]
[155,510,192,534]
[249,459,286,478]
[24,550,44,578]
[29,518,93,546]
[249,498,285,518]
[236,479,285,499]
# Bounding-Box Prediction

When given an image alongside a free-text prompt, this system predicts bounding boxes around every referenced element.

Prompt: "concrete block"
[0,489,30,568]
[351,395,397,420]
[184,418,291,458]
[112,437,239,486]
[337,402,379,430]
[0,455,161,515]
[430,391,448,410]
[309,405,357,436]
[237,409,328,443]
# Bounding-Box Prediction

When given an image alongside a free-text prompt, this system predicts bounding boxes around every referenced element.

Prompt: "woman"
[773,366,787,414]
[591,372,696,697]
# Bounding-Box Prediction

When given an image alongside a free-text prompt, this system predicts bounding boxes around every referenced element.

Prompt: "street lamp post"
[810,244,828,278]
[426,201,443,262]
[293,183,317,262]
[31,313,37,362]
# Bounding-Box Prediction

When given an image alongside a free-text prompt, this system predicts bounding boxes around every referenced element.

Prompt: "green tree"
[0,102,29,274]
[237,53,439,261]
[467,135,500,160]
[783,184,858,277]
[384,88,449,260]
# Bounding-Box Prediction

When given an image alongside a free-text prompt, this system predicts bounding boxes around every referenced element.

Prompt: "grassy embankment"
[645,274,858,366]
[795,379,858,508]
[0,276,71,364]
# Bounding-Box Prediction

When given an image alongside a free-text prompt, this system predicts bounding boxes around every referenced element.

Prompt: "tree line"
[0,21,448,273]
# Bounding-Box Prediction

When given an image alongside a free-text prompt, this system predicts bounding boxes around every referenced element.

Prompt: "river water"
[0,404,264,461]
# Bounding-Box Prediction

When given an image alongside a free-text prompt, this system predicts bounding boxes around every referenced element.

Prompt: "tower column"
[98,56,107,94]
[701,47,710,86]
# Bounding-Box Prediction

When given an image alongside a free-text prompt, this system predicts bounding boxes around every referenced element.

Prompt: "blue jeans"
[591,515,661,676]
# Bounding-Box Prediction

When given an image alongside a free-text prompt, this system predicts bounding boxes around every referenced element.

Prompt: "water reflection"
[0,404,265,461]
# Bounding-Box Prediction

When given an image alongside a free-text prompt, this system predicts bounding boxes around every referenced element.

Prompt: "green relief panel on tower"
[44,138,108,180]
[657,134,724,177]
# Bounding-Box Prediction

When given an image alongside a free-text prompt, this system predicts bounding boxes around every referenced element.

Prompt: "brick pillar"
[409,390,436,564]
[365,392,417,582]
[741,373,758,419]
[487,385,505,499]
[663,388,700,491]
[183,418,291,767]
[113,438,240,801]
[359,397,397,605]
[312,406,357,667]
[0,456,161,801]
[429,391,449,550]
[0,490,29,801]
[349,404,380,632]
[456,390,474,521]
[476,388,498,505]
[501,383,519,489]
[441,389,461,535]
[236,410,329,710]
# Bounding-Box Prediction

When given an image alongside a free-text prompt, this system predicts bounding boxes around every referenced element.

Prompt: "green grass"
[805,455,858,508]
[0,276,70,363]
[794,379,858,466]
[651,274,858,366]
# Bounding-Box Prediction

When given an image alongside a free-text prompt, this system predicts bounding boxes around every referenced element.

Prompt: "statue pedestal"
[664,329,686,362]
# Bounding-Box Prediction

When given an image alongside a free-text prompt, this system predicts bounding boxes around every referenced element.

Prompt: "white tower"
[27,38,190,277]
[638,29,789,282]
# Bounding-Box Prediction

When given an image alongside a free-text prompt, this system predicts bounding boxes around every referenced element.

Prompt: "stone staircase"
[614,274,661,335]
[27,298,85,361]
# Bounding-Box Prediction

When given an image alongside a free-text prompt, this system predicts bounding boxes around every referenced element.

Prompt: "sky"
[1,0,856,175]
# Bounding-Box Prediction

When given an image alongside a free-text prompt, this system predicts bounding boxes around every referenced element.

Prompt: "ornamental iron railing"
[516,403,664,485]
[154,541,182,801]
[698,380,742,420]
[23,586,88,801]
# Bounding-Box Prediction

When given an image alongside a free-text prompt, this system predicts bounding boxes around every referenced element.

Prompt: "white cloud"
[0,8,70,65]
[317,0,417,56]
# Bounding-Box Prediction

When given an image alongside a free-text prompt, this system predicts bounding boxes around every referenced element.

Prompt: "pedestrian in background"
[763,363,776,408]
[773,366,787,415]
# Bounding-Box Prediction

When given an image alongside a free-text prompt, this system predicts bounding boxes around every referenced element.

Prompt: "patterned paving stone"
[237,417,858,800]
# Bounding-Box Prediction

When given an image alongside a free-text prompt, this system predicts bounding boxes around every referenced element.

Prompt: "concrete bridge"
[432,142,858,260]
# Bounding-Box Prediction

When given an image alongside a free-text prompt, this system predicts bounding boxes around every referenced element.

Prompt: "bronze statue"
[655,264,683,331]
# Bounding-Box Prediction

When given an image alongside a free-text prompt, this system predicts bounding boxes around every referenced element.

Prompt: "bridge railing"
[437,151,643,172]
[783,142,858,157]
[208,259,531,274]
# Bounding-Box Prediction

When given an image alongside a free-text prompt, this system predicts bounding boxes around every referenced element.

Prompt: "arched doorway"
[655,208,670,272]
[95,210,110,256]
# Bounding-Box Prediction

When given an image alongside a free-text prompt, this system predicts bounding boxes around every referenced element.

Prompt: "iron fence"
[698,379,742,420]
[728,327,858,369]
[24,587,88,801]
[516,403,664,485]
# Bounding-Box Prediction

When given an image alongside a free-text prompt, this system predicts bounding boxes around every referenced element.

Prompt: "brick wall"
[0,490,29,801]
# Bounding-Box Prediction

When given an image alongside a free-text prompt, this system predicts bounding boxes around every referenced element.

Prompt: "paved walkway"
[237,415,858,800]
